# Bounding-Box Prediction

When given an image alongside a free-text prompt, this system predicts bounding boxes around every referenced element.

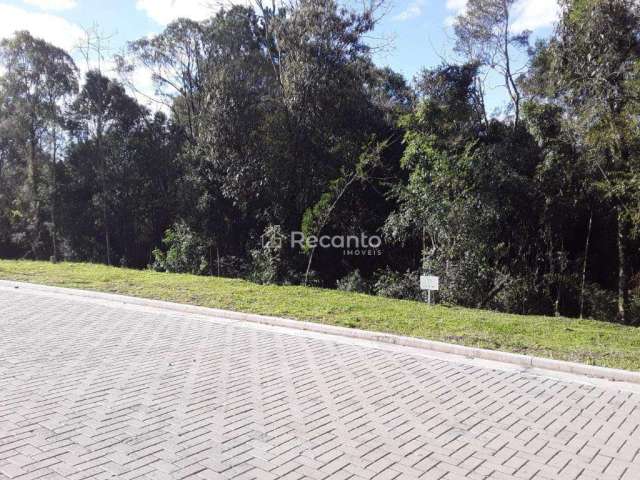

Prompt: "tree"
[301,139,385,285]
[0,31,78,259]
[385,64,495,305]
[254,0,383,217]
[120,19,209,142]
[68,71,145,265]
[453,0,530,126]
[523,102,594,317]
[121,2,395,281]
[387,64,550,311]
[540,0,640,324]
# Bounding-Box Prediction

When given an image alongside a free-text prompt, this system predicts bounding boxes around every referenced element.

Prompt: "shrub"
[248,225,286,284]
[336,270,369,293]
[212,255,250,278]
[580,283,618,322]
[152,222,210,275]
[493,275,550,315]
[373,267,422,300]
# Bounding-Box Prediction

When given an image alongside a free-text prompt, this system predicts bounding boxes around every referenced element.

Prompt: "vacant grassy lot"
[1,259,639,371]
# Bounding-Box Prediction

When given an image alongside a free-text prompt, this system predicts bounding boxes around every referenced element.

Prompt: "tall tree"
[540,0,640,323]
[122,2,393,272]
[453,0,530,126]
[120,19,209,142]
[0,31,77,259]
[69,71,144,265]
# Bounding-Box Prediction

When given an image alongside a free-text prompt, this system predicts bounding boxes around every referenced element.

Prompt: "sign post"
[420,275,439,304]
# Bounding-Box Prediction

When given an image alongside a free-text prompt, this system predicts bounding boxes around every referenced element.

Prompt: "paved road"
[0,287,639,480]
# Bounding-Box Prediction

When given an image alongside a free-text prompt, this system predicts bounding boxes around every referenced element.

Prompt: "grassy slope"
[1,259,639,371]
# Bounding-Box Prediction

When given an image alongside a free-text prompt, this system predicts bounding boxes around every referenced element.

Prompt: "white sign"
[420,275,439,291]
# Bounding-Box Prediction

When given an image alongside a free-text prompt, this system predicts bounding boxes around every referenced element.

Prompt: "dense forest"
[1,0,640,324]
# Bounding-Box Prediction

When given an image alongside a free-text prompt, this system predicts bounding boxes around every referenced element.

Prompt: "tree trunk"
[28,119,41,258]
[97,116,111,266]
[50,126,58,263]
[579,211,593,319]
[304,246,316,286]
[303,172,360,286]
[545,228,560,317]
[28,123,38,195]
[477,276,509,308]
[501,1,520,127]
[617,208,629,324]
[103,203,111,266]
[554,281,561,317]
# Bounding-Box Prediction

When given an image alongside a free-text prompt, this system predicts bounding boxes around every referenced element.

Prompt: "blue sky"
[0,0,560,112]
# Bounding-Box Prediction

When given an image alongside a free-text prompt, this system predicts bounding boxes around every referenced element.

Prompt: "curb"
[2,279,639,385]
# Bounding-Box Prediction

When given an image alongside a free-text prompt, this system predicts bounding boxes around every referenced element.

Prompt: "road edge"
[2,279,639,385]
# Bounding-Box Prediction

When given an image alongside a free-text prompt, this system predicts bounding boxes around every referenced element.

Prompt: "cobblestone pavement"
[0,288,639,480]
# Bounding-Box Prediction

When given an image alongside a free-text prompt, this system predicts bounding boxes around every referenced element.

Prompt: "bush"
[152,222,210,275]
[493,275,550,315]
[420,249,494,307]
[580,282,618,322]
[629,296,640,326]
[248,225,286,284]
[336,270,369,293]
[373,268,422,300]
[211,255,250,278]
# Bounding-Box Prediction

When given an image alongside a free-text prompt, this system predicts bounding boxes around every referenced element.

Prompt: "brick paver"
[0,288,639,480]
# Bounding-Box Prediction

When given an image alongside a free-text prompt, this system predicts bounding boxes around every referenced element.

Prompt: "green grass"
[1,259,639,371]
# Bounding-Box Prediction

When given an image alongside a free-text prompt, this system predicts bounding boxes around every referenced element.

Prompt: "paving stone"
[0,289,639,479]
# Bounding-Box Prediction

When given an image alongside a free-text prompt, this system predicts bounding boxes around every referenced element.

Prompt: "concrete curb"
[2,279,639,385]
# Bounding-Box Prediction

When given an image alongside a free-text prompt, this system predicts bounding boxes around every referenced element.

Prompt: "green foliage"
[152,222,210,275]
[249,224,286,285]
[0,31,78,259]
[528,0,640,323]
[301,182,343,252]
[387,67,532,308]
[302,139,385,250]
[336,270,370,293]
[373,268,422,301]
[452,0,529,123]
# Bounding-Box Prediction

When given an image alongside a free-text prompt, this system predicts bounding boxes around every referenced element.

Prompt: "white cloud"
[22,0,77,10]
[393,0,425,22]
[444,0,559,31]
[136,0,241,25]
[126,66,163,109]
[446,0,467,15]
[511,0,560,31]
[0,4,84,52]
[444,0,466,25]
